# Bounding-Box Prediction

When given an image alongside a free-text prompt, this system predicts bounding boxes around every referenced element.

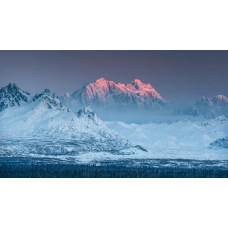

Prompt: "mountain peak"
[215,94,228,101]
[195,96,212,105]
[94,78,115,87]
[194,94,228,118]
[7,82,19,89]
[33,89,52,101]
[132,79,142,84]
[0,83,31,112]
[96,77,107,83]
[4,82,27,93]
[195,95,228,106]
[33,89,64,110]
[43,88,51,94]
[71,78,163,106]
[126,79,162,99]
[77,106,102,126]
[64,92,71,98]
[77,106,95,118]
[130,79,144,89]
[212,94,228,105]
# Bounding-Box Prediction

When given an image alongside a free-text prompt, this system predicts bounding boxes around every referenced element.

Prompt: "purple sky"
[0,50,228,103]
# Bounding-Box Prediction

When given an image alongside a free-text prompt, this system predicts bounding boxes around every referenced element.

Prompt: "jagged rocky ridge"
[33,88,65,111]
[0,83,31,112]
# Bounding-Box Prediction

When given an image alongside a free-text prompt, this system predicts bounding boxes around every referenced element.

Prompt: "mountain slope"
[0,83,31,112]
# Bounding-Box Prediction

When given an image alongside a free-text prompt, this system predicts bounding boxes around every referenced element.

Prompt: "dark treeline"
[0,164,227,178]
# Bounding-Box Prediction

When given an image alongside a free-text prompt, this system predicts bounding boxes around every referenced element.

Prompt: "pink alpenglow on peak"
[125,79,162,99]
[64,92,72,98]
[215,95,228,101]
[96,78,107,83]
[71,78,163,106]
[62,92,73,101]
[196,94,228,106]
[212,94,228,105]
[60,92,75,105]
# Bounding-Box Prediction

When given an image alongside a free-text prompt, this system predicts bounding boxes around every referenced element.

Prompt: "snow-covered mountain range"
[0,83,143,155]
[0,81,227,159]
[61,78,228,121]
